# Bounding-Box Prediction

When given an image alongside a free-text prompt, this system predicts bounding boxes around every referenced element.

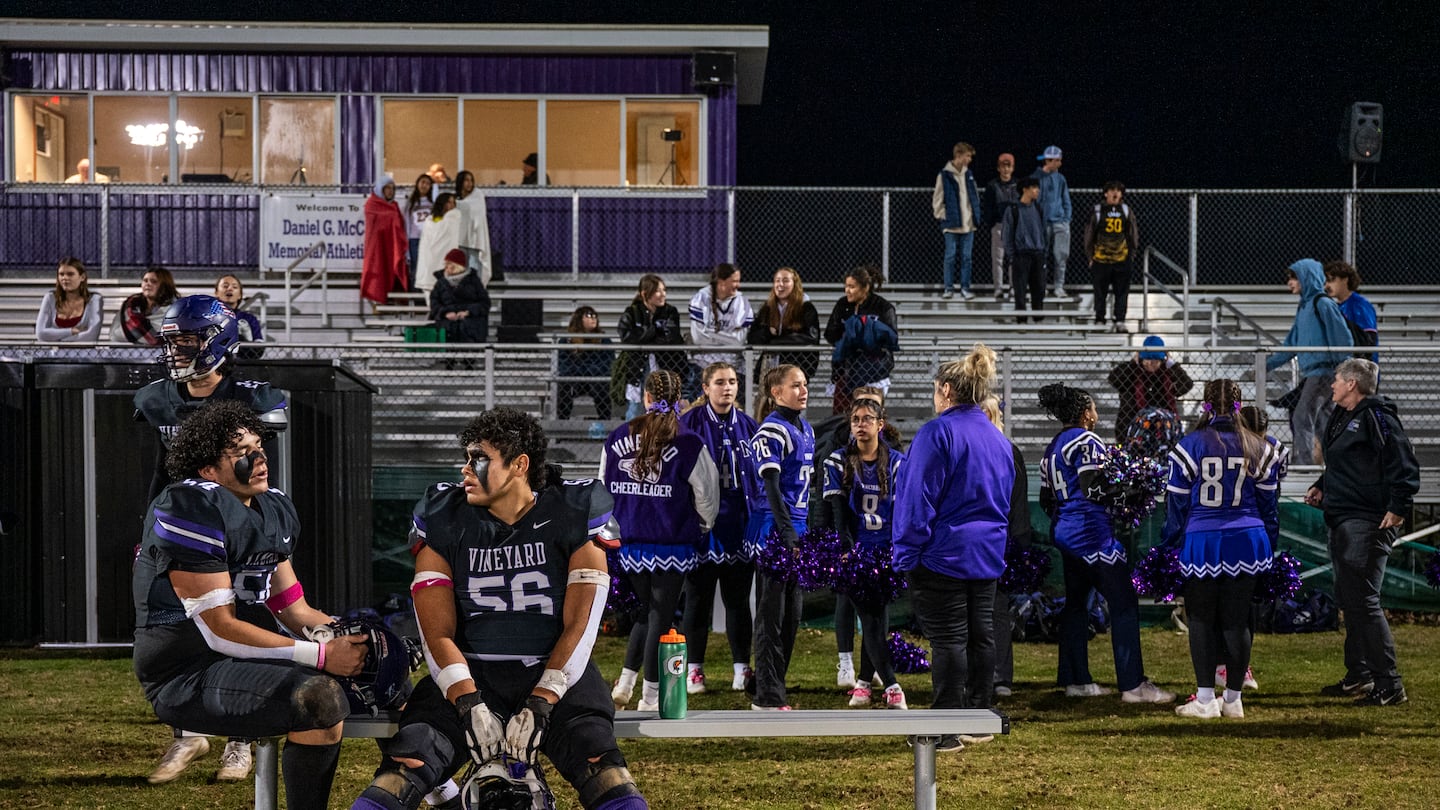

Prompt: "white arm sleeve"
[551,569,609,687]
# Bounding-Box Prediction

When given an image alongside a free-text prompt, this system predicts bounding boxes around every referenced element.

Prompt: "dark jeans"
[835,594,856,654]
[1328,518,1402,689]
[622,569,687,684]
[1183,574,1257,691]
[854,601,897,687]
[681,561,754,667]
[1011,250,1046,322]
[907,566,996,710]
[1057,550,1144,691]
[993,590,1014,685]
[752,569,802,707]
[1091,258,1131,323]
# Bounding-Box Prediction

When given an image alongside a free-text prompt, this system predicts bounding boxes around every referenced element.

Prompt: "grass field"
[2,624,1437,809]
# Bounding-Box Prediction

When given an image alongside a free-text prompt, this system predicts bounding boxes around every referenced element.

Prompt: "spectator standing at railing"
[112,266,179,345]
[1084,181,1140,332]
[36,256,103,342]
[615,274,688,420]
[404,174,436,284]
[824,264,898,415]
[1106,336,1193,443]
[689,263,755,397]
[933,142,983,300]
[1003,177,1048,323]
[983,153,1019,300]
[557,305,614,420]
[361,174,410,307]
[428,249,491,345]
[214,274,265,360]
[454,170,494,288]
[1324,260,1380,363]
[1305,358,1419,707]
[1265,259,1353,465]
[747,266,821,384]
[1031,146,1073,300]
[415,192,459,297]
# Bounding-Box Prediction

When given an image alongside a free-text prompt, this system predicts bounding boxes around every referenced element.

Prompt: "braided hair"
[629,369,685,481]
[1038,383,1094,427]
[1196,378,1266,476]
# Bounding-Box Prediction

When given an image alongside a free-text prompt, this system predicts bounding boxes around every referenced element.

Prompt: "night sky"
[11,1,1439,189]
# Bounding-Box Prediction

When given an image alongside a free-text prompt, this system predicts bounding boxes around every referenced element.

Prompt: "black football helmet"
[314,614,423,716]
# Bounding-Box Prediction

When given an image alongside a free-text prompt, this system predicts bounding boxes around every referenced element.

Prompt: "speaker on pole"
[1347,102,1383,163]
[692,51,736,88]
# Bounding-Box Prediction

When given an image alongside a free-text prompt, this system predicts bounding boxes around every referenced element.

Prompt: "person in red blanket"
[362,174,410,306]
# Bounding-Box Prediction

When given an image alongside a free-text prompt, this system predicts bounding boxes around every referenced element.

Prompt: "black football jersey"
[134,377,289,448]
[411,479,614,659]
[133,480,300,631]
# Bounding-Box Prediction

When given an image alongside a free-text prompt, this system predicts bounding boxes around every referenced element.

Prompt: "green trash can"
[404,325,447,352]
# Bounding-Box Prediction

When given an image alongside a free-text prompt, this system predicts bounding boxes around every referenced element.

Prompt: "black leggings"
[623,569,687,683]
[681,562,754,667]
[1183,574,1257,691]
[853,602,898,687]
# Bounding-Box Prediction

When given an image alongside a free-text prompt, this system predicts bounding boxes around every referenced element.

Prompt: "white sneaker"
[1121,681,1176,704]
[635,699,659,712]
[871,674,884,689]
[147,736,210,785]
[1220,697,1245,718]
[960,289,977,301]
[215,740,252,782]
[611,678,634,710]
[847,686,872,707]
[1214,665,1227,687]
[883,684,908,710]
[732,666,753,691]
[837,660,856,690]
[687,669,707,695]
[959,734,994,744]
[1064,683,1113,698]
[993,684,1013,698]
[1243,667,1259,690]
[1175,695,1221,718]
[1053,287,1070,300]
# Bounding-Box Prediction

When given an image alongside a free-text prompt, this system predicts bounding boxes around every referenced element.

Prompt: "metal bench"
[255,707,1008,810]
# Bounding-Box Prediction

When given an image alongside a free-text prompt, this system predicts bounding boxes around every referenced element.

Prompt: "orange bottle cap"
[660,628,686,643]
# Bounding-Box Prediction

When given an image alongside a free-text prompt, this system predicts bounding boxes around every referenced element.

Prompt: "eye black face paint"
[232,449,267,485]
[465,446,492,493]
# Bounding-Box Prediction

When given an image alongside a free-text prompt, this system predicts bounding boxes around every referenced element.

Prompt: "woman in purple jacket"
[892,343,1013,752]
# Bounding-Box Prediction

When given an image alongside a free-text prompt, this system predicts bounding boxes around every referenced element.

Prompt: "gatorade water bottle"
[658,628,688,719]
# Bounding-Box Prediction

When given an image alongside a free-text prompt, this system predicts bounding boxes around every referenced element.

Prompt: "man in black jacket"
[1305,358,1420,706]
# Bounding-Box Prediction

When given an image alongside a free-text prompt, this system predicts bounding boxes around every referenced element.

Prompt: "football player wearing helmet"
[353,408,648,810]
[132,400,368,809]
[133,294,289,784]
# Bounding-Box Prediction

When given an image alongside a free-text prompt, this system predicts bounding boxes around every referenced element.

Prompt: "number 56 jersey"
[411,479,614,660]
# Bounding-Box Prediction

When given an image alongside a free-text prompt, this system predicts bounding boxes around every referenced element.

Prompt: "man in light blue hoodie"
[1032,146,1072,299]
[1265,258,1353,464]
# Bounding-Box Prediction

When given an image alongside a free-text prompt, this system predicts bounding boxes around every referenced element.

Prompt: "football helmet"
[158,295,240,382]
[461,756,556,810]
[314,614,423,716]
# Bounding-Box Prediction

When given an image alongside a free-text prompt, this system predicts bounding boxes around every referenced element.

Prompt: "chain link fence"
[4,184,1440,285]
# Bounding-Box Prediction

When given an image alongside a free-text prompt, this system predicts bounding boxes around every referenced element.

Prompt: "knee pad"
[578,750,642,809]
[591,795,649,810]
[377,723,455,786]
[292,673,349,729]
[357,768,429,810]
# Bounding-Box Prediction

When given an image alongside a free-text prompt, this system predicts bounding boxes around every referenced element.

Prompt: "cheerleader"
[603,370,720,711]
[892,345,1013,749]
[746,364,816,710]
[1038,383,1174,705]
[823,396,908,709]
[678,362,760,694]
[1167,380,1283,719]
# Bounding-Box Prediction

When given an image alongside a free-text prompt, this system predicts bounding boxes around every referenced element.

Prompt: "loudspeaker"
[693,51,736,87]
[1347,102,1383,163]
[497,298,543,343]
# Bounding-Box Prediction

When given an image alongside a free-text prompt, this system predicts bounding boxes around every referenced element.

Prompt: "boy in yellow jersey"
[1084,181,1139,332]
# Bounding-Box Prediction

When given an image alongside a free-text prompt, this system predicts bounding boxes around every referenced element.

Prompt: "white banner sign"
[259,193,366,270]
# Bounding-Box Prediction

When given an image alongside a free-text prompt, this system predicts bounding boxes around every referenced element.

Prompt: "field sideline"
[1,625,1436,809]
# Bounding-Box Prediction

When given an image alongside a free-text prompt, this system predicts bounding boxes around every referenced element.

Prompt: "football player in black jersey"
[353,408,648,810]
[133,294,288,784]
[132,400,368,810]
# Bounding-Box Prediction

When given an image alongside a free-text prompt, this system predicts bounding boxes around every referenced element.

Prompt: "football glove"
[504,695,554,764]
[455,691,505,764]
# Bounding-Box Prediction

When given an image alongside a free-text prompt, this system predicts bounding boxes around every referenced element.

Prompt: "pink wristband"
[316,641,327,671]
[265,582,304,613]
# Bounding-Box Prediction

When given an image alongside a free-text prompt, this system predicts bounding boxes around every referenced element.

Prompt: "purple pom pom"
[999,542,1052,594]
[1096,445,1168,530]
[1131,545,1184,602]
[1255,550,1303,602]
[1423,552,1440,591]
[888,632,931,674]
[832,542,907,611]
[604,548,642,615]
[754,528,842,591]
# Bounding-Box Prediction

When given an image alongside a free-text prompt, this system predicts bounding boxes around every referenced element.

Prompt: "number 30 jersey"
[411,479,614,660]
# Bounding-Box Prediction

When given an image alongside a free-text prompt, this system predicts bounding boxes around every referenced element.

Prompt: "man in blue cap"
[1032,146,1072,300]
[1107,335,1194,443]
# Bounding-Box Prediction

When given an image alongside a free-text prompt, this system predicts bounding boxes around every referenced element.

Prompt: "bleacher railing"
[3,184,1438,285]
